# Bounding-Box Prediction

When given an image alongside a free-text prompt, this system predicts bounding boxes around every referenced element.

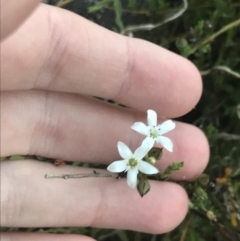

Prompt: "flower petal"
[107,160,128,173]
[157,136,173,152]
[134,142,152,160]
[117,141,132,159]
[127,168,138,189]
[131,122,149,135]
[158,120,176,135]
[138,161,159,174]
[142,137,155,148]
[147,109,157,127]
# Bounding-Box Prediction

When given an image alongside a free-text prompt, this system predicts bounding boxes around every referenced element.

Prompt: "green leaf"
[175,38,192,57]
[236,104,240,119]
[232,167,240,178]
[137,178,151,197]
[88,0,112,13]
[113,0,124,31]
[148,0,157,12]
[117,230,129,241]
[128,0,136,9]
[158,162,184,180]
[9,155,25,160]
[193,187,208,201]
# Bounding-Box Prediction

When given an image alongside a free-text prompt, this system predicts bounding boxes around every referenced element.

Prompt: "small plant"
[46,110,183,197]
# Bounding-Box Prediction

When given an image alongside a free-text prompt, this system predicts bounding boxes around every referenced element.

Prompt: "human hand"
[1,1,209,240]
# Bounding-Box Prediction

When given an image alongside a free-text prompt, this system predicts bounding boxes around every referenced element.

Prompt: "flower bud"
[146,156,157,165]
[198,173,210,186]
[206,211,217,222]
[137,178,151,198]
[148,147,163,161]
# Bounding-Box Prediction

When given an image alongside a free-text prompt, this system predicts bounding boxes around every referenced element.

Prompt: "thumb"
[1,0,40,41]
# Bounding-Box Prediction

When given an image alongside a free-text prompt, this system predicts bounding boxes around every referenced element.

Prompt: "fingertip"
[143,182,188,234]
[156,50,203,117]
[120,38,203,117]
[176,57,203,116]
[181,124,209,180]
[161,122,210,181]
[105,180,189,234]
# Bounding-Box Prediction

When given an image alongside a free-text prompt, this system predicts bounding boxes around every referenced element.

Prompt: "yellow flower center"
[128,158,138,167]
[150,127,159,139]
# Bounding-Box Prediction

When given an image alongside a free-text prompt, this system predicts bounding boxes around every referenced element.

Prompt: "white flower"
[131,109,176,152]
[107,141,159,189]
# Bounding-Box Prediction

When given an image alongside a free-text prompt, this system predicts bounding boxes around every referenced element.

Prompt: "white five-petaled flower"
[131,110,176,152]
[107,141,159,189]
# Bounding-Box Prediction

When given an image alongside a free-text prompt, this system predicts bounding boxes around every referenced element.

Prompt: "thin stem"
[121,0,188,35]
[98,230,122,241]
[179,216,192,241]
[189,18,240,56]
[200,65,240,79]
[56,0,73,8]
[103,3,240,15]
[217,133,240,141]
[45,171,118,179]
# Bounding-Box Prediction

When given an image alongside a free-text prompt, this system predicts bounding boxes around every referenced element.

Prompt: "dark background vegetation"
[3,0,240,240]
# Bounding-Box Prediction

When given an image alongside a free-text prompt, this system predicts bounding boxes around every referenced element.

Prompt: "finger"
[0,233,94,241]
[1,160,189,233]
[1,0,40,40]
[1,4,202,117]
[1,90,209,180]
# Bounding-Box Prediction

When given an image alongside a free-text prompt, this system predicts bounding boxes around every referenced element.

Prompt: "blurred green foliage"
[3,0,240,240]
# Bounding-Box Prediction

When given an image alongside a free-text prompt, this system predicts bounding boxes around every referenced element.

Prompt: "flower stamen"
[128,158,138,168]
[150,128,159,139]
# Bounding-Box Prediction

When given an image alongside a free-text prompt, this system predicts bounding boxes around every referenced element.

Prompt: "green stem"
[188,18,240,56]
